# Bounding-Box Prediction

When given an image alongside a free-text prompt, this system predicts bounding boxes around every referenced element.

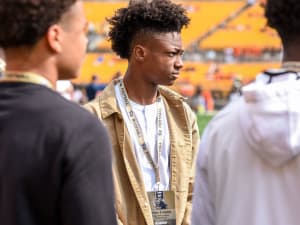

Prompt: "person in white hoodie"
[191,0,300,225]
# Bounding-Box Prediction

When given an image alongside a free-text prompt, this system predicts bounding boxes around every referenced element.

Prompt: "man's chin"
[161,80,176,86]
[167,77,178,85]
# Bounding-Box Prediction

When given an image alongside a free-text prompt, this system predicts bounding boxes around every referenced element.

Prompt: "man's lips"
[171,73,180,78]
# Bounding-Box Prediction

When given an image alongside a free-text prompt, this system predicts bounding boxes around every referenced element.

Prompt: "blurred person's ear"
[46,25,64,53]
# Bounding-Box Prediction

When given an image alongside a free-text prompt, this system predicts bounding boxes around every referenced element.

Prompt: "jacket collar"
[159,85,186,103]
[99,78,186,119]
[98,79,121,119]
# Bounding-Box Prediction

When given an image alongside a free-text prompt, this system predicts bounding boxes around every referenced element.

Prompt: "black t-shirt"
[0,82,116,225]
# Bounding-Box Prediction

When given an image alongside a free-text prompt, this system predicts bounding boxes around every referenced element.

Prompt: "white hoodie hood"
[239,70,300,167]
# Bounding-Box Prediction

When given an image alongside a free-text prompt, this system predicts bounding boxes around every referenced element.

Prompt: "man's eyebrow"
[174,48,184,54]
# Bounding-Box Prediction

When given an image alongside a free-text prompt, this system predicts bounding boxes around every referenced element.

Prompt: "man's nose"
[175,55,184,69]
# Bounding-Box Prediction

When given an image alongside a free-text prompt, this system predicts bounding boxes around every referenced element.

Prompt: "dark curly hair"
[265,0,300,42]
[107,0,190,59]
[0,0,77,48]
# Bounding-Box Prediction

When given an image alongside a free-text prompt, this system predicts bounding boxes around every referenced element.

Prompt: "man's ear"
[46,24,63,53]
[133,44,146,62]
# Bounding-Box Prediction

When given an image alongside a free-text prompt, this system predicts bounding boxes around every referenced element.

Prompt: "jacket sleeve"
[191,128,215,225]
[182,103,200,225]
[60,116,116,225]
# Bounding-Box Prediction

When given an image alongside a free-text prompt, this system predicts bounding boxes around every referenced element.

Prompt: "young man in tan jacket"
[85,0,199,224]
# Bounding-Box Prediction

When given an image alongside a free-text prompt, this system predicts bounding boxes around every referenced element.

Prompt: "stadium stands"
[181,1,245,47]
[84,1,246,50]
[200,2,281,50]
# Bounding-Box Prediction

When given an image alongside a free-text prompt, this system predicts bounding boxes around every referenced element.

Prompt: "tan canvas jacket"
[84,79,199,225]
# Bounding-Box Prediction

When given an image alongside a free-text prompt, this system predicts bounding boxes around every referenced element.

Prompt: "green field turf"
[197,113,214,136]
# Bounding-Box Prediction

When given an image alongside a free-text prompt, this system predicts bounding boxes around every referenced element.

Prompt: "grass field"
[197,113,214,136]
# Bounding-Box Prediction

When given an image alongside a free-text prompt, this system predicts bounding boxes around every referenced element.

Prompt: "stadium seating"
[84,1,245,50]
[200,2,281,50]
[181,1,244,47]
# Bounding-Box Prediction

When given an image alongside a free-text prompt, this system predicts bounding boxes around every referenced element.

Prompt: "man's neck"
[123,74,159,105]
[5,52,57,88]
[5,66,57,89]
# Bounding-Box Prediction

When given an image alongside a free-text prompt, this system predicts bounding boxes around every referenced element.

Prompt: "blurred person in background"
[56,79,74,101]
[227,76,243,103]
[85,74,106,101]
[73,84,88,104]
[192,0,300,225]
[247,0,256,6]
[189,85,206,114]
[0,1,116,225]
[85,0,199,224]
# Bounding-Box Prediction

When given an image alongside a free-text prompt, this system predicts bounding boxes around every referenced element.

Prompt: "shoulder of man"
[83,80,119,120]
[159,85,194,110]
[159,85,185,101]
[204,99,241,138]
[159,86,198,131]
[55,96,106,133]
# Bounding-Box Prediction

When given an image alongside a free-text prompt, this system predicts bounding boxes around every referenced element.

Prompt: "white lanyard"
[0,72,53,89]
[119,80,163,185]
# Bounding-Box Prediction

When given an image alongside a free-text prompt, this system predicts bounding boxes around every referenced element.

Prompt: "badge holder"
[147,183,176,225]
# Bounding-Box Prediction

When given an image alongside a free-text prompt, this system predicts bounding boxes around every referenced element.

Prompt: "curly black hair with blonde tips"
[0,0,77,48]
[107,0,190,59]
[265,0,300,41]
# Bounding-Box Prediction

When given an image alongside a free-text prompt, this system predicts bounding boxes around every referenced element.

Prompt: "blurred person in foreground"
[85,0,199,224]
[191,0,300,225]
[0,1,116,225]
